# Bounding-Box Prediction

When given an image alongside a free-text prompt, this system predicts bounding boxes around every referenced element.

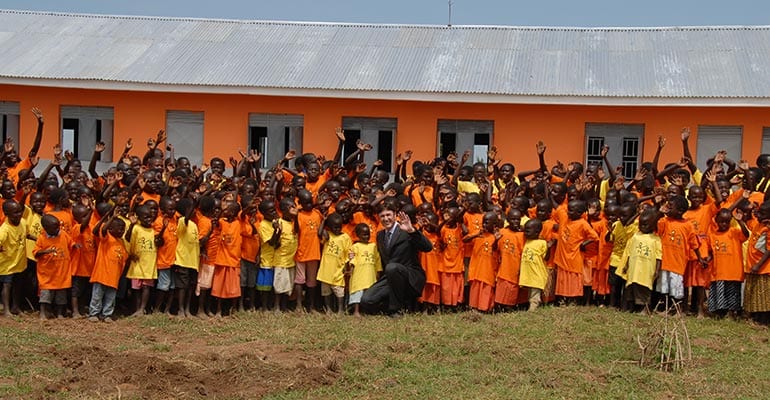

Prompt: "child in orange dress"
[683,185,718,317]
[495,208,525,310]
[465,212,500,312]
[418,212,442,312]
[553,200,599,303]
[69,203,95,318]
[212,201,243,316]
[34,214,73,319]
[535,199,558,304]
[439,206,464,308]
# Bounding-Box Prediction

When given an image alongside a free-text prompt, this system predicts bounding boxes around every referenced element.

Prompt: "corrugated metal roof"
[1,9,770,98]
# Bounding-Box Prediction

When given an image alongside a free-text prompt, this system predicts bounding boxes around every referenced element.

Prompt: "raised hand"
[156,129,167,145]
[600,144,609,158]
[283,150,296,161]
[335,127,345,142]
[94,142,106,153]
[124,138,133,152]
[403,150,413,161]
[681,127,691,141]
[657,135,666,149]
[64,150,74,162]
[373,159,383,167]
[3,138,13,153]
[536,141,546,155]
[31,107,44,123]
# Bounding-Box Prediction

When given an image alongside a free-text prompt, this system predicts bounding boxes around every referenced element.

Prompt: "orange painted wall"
[3,83,769,170]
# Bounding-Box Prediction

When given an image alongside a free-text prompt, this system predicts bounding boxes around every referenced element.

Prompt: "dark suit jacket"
[377,226,433,294]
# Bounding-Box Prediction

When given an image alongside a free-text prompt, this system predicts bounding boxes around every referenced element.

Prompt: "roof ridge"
[2,8,770,31]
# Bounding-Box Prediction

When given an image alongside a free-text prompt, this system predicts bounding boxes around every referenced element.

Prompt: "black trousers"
[361,263,418,314]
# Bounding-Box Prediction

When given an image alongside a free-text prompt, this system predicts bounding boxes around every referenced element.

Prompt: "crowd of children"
[0,108,769,324]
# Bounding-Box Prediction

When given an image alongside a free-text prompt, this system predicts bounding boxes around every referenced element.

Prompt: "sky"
[2,0,769,27]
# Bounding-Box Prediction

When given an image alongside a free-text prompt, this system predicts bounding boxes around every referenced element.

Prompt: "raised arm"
[28,107,44,158]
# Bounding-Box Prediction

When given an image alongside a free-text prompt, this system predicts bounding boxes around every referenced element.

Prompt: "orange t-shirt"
[240,215,261,264]
[139,192,161,205]
[214,219,242,267]
[540,219,558,267]
[153,215,179,270]
[7,158,31,187]
[34,232,72,290]
[195,213,220,265]
[420,230,442,285]
[657,217,700,275]
[463,212,484,255]
[497,229,524,284]
[746,220,770,275]
[467,232,498,286]
[69,223,97,277]
[304,173,329,198]
[440,225,464,274]
[586,218,612,271]
[295,209,323,262]
[553,218,599,274]
[684,202,718,260]
[90,232,128,289]
[47,209,75,235]
[709,227,746,282]
[410,185,434,207]
[352,212,378,244]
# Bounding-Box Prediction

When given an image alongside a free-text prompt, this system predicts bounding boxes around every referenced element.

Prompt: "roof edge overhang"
[2,77,770,107]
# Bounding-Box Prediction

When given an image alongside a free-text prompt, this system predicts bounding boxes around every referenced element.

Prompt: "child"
[257,200,279,311]
[125,204,161,317]
[519,219,551,311]
[346,223,382,317]
[586,199,612,305]
[153,196,178,314]
[708,208,748,318]
[535,199,558,304]
[294,189,323,312]
[439,206,464,308]
[495,208,525,310]
[683,185,718,317]
[196,196,220,317]
[88,209,128,322]
[607,203,638,308]
[418,213,442,312]
[171,198,200,318]
[69,203,95,318]
[0,200,28,317]
[238,198,260,312]
[317,213,352,314]
[272,198,299,312]
[211,201,243,316]
[656,195,705,310]
[620,209,662,313]
[34,214,72,319]
[552,200,599,303]
[465,212,500,312]
[744,200,770,322]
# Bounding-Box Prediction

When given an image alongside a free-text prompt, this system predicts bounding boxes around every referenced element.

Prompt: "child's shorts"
[321,283,345,298]
[197,264,215,289]
[39,289,67,305]
[273,267,296,295]
[130,279,155,290]
[655,270,685,300]
[171,265,193,289]
[240,259,258,288]
[71,276,90,298]
[294,260,319,287]
[156,269,173,291]
[348,290,364,304]
[0,273,14,284]
[257,267,274,292]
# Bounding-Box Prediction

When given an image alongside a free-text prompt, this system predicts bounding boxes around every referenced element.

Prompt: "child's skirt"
[469,280,494,312]
[420,282,440,305]
[744,274,770,313]
[555,268,583,297]
[685,260,711,288]
[211,265,241,299]
[439,272,464,306]
[708,280,742,313]
[494,279,519,306]
[592,268,610,296]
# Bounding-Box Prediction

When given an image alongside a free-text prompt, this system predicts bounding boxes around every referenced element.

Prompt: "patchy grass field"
[0,307,768,399]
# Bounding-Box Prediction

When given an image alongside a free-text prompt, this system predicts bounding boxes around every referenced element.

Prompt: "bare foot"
[196,312,209,320]
[130,310,145,317]
[39,312,48,320]
[72,312,83,319]
[3,311,12,318]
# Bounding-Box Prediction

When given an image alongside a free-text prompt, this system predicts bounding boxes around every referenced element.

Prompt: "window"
[586,136,605,168]
[342,117,397,173]
[695,125,742,171]
[249,126,268,169]
[60,106,115,162]
[166,111,204,167]
[0,101,19,147]
[584,123,644,180]
[437,120,494,165]
[248,113,303,168]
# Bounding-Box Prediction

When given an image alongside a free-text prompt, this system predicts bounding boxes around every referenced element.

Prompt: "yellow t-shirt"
[619,232,662,289]
[457,180,480,194]
[609,220,639,268]
[258,220,276,268]
[174,219,200,270]
[518,239,548,290]
[348,242,381,293]
[23,207,43,261]
[126,225,158,279]
[317,232,352,287]
[0,220,27,275]
[259,219,298,268]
